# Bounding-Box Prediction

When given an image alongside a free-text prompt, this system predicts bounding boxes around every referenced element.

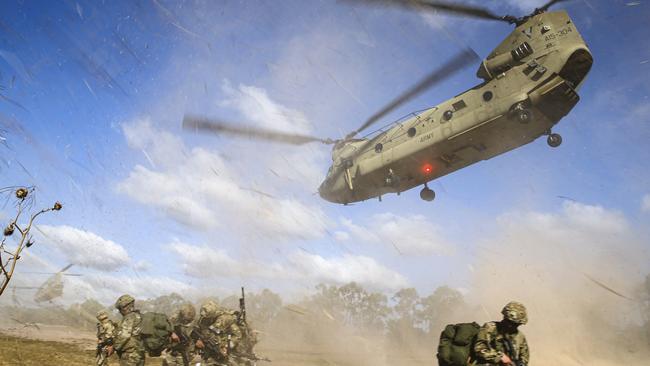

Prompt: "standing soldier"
[96,310,116,366]
[194,300,242,366]
[107,294,146,366]
[474,301,529,366]
[163,303,197,366]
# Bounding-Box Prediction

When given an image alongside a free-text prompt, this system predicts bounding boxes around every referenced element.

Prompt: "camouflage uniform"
[196,301,242,366]
[96,310,116,366]
[163,303,197,366]
[114,294,146,366]
[232,316,259,366]
[474,302,529,366]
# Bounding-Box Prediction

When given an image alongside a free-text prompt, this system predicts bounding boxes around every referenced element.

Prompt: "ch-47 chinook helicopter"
[183,0,592,204]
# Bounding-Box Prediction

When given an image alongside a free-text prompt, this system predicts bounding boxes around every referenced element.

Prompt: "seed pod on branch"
[3,223,14,236]
[15,188,28,199]
[53,202,62,211]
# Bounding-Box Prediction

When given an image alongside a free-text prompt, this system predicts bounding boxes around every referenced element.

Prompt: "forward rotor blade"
[343,0,511,23]
[347,47,479,139]
[183,116,336,145]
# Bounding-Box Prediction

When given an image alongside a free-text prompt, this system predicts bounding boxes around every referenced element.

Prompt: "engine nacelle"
[477,42,534,80]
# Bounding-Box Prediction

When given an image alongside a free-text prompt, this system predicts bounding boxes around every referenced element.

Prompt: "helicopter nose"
[318,180,338,203]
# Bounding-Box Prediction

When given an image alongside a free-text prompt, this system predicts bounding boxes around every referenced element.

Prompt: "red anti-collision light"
[422,163,434,175]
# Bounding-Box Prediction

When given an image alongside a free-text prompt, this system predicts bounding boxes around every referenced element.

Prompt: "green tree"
[139,293,188,315]
[417,286,464,335]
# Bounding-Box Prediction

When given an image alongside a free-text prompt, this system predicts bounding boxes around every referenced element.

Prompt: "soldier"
[107,294,146,366]
[96,310,116,366]
[233,314,258,366]
[194,301,242,366]
[474,301,529,366]
[163,303,197,366]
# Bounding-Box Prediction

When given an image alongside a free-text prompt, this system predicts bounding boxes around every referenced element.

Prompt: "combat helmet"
[96,310,109,321]
[501,301,528,325]
[179,303,196,322]
[199,300,220,319]
[115,294,135,309]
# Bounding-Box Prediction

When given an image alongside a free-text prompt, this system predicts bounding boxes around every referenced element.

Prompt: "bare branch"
[0,187,62,297]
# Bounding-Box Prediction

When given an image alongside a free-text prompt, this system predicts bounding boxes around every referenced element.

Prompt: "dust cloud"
[468,202,650,365]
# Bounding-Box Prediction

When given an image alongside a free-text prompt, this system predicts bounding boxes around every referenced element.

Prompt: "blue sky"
[0,0,649,316]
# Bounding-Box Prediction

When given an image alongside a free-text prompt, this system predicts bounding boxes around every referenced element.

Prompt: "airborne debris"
[583,273,636,301]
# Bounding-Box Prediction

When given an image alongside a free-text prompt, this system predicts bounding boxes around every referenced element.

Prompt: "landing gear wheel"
[547,133,562,148]
[420,184,435,202]
[517,109,532,124]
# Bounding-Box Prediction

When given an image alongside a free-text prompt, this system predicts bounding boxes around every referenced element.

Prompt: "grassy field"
[0,334,167,366]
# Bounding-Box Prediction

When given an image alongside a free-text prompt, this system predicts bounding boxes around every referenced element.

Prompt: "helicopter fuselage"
[319,10,592,204]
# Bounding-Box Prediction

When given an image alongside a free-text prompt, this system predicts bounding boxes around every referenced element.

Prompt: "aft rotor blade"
[538,0,568,12]
[347,48,479,139]
[183,116,336,145]
[343,0,512,23]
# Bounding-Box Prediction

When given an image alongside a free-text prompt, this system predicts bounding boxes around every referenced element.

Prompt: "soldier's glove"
[170,332,180,343]
[500,354,513,365]
[219,344,229,357]
[195,339,205,349]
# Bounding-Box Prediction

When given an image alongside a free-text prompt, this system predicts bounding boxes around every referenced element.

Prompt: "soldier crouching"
[163,303,197,366]
[193,300,242,366]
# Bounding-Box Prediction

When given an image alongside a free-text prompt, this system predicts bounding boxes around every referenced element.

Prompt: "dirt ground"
[0,325,431,366]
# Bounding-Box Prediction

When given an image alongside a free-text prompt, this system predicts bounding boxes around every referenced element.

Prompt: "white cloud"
[342,213,454,256]
[334,231,350,241]
[122,118,186,169]
[220,80,312,134]
[167,241,408,291]
[36,225,130,271]
[117,117,329,241]
[642,194,650,212]
[287,251,409,291]
[132,260,152,272]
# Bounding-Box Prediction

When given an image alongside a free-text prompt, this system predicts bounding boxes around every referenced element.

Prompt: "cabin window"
[443,110,453,121]
[407,127,416,137]
[483,91,493,102]
[452,100,467,111]
[375,143,383,153]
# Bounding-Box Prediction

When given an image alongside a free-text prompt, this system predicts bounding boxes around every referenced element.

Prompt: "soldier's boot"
[119,351,145,366]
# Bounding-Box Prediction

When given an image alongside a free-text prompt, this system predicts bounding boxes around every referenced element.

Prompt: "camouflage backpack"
[437,322,480,366]
[139,312,173,357]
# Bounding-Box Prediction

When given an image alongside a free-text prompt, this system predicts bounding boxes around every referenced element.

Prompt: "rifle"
[238,353,272,363]
[96,338,113,366]
[172,324,191,366]
[502,338,526,366]
[190,325,227,358]
[239,287,246,324]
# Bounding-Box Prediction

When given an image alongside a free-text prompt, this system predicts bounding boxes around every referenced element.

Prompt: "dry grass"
[0,332,429,366]
[0,333,97,366]
[0,333,166,366]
